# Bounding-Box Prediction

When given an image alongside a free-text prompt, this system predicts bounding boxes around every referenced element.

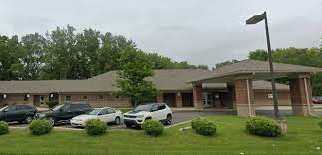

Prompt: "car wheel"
[115,117,121,125]
[165,114,172,125]
[47,117,55,126]
[125,123,132,128]
[25,116,33,124]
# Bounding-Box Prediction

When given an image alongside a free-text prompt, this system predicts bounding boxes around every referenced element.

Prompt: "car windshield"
[52,104,64,111]
[0,106,8,111]
[133,104,153,112]
[87,109,101,115]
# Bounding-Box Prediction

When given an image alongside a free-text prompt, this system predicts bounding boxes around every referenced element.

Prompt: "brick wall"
[289,77,312,116]
[254,91,291,106]
[0,94,34,106]
[193,83,203,109]
[234,79,255,116]
[60,93,131,108]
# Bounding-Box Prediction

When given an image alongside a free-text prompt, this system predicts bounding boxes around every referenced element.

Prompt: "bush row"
[0,116,287,138]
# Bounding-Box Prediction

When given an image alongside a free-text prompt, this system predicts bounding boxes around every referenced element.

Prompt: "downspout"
[246,79,252,117]
[303,77,313,116]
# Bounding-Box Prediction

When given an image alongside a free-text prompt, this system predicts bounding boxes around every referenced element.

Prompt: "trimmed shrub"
[85,119,107,136]
[191,117,204,130]
[191,118,216,136]
[142,120,164,137]
[29,119,53,135]
[29,120,53,135]
[46,101,59,109]
[246,116,282,137]
[0,121,9,135]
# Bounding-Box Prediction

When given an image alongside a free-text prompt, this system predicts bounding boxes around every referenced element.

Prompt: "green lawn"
[1,116,322,155]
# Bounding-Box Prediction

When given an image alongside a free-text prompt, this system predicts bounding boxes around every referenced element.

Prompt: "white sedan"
[70,107,123,127]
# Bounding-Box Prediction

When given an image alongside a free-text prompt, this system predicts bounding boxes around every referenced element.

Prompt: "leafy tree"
[215,59,240,68]
[0,35,23,80]
[0,25,207,81]
[116,49,158,106]
[20,33,47,80]
[249,47,322,96]
[96,33,136,74]
[42,25,78,79]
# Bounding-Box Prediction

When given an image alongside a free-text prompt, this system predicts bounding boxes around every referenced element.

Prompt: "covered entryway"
[189,60,322,117]
[182,93,193,107]
[163,93,176,107]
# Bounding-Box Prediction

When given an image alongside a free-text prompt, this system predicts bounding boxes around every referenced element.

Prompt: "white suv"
[123,103,172,128]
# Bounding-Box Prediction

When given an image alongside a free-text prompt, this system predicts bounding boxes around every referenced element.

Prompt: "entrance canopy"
[189,59,322,83]
[188,59,322,117]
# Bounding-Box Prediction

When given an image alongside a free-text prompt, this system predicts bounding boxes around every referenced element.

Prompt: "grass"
[0,116,322,155]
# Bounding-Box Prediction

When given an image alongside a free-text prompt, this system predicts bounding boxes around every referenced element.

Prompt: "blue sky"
[0,0,321,67]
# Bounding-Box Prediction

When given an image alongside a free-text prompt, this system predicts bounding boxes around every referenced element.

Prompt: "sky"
[0,0,321,67]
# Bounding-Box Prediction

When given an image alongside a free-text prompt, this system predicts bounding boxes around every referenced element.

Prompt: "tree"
[116,49,158,106]
[215,59,240,68]
[0,35,24,80]
[20,33,47,80]
[0,26,207,81]
[249,47,322,96]
[42,25,78,79]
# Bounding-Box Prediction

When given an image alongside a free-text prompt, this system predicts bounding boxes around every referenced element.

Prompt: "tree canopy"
[0,25,207,81]
[116,49,158,106]
[216,46,322,96]
[249,47,322,96]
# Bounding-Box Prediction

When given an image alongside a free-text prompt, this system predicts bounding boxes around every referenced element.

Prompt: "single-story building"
[0,59,321,116]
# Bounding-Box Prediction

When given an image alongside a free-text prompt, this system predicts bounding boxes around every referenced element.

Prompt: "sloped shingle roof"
[0,69,289,94]
[190,59,322,82]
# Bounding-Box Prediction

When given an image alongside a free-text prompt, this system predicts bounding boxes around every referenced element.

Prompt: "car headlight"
[137,115,144,118]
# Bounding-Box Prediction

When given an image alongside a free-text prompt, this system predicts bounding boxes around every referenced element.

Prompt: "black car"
[37,102,92,125]
[0,104,37,124]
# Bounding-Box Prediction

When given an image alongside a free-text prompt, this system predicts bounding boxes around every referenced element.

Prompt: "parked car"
[313,96,322,104]
[123,103,172,128]
[0,104,37,124]
[70,107,123,127]
[37,102,92,125]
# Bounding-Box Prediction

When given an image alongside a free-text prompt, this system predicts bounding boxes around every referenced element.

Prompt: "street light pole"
[246,11,280,118]
[263,12,280,118]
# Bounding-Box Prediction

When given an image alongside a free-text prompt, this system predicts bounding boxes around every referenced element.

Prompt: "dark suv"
[0,104,37,124]
[37,102,92,125]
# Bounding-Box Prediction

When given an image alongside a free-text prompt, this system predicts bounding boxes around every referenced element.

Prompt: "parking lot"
[11,108,318,130]
[8,111,235,130]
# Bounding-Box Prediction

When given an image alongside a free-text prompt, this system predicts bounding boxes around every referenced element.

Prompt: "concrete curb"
[166,120,191,128]
[10,125,141,132]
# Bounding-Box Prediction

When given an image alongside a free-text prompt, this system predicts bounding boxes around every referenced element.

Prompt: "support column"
[175,92,183,108]
[156,93,164,103]
[289,76,313,116]
[234,79,255,117]
[193,83,203,109]
[58,94,63,104]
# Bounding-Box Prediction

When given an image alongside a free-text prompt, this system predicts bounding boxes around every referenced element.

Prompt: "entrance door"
[182,93,193,107]
[163,93,176,107]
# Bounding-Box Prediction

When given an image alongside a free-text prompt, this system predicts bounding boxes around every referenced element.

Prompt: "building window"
[97,95,104,100]
[65,96,71,101]
[81,95,88,100]
[40,96,45,104]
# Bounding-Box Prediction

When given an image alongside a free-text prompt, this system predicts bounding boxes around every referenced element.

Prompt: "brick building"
[0,59,320,116]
